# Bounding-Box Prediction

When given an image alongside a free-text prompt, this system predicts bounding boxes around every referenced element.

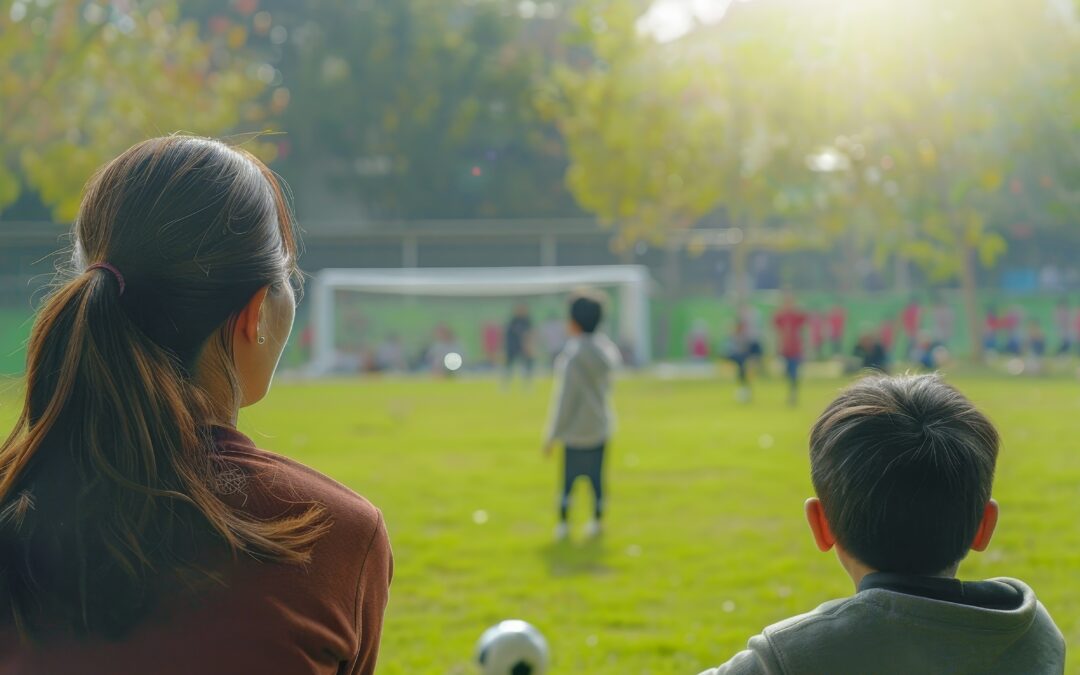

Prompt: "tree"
[0,0,270,221]
[795,0,1080,358]
[552,0,1080,359]
[181,0,579,221]
[539,1,728,249]
[546,0,834,292]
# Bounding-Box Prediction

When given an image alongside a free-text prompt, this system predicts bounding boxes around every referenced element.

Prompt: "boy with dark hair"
[700,374,1064,674]
[542,292,621,540]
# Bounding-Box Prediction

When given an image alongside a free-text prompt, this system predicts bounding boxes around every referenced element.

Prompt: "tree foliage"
[0,0,272,222]
[539,1,729,248]
[553,0,1079,350]
[182,0,579,220]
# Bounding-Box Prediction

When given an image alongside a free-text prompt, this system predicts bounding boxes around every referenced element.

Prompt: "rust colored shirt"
[0,426,392,675]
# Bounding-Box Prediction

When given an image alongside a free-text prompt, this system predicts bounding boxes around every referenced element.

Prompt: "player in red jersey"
[774,293,809,406]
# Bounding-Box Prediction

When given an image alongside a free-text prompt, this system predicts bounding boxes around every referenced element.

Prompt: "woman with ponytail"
[0,136,391,674]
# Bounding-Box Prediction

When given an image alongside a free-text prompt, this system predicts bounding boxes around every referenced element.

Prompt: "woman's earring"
[257,336,266,345]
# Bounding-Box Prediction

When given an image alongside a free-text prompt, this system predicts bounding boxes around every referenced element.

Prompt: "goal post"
[308,265,653,375]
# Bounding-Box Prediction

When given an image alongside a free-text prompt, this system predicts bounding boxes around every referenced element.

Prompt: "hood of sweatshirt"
[571,333,621,378]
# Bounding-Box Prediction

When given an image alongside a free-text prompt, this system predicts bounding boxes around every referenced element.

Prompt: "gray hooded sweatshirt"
[544,333,621,448]
[699,576,1064,675]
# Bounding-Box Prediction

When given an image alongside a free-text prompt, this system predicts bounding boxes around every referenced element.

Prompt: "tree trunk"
[731,217,751,301]
[960,244,983,363]
[894,248,911,294]
[660,244,682,359]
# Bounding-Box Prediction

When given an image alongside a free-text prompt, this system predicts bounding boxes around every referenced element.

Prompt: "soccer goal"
[306,266,653,375]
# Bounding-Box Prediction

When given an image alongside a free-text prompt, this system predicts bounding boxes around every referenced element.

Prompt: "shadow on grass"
[538,536,611,577]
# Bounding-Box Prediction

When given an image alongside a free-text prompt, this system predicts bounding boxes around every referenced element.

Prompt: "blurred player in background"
[738,303,765,372]
[774,294,808,406]
[901,297,922,359]
[504,304,535,386]
[827,304,846,356]
[542,292,621,540]
[1025,319,1047,375]
[726,316,754,403]
[808,310,826,361]
[482,321,502,369]
[427,323,462,376]
[689,319,711,360]
[375,333,406,372]
[1053,298,1073,356]
[852,329,888,373]
[540,311,567,366]
[932,296,955,348]
[983,306,1002,355]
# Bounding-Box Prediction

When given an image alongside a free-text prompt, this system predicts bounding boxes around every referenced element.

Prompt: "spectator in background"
[827,304,846,356]
[852,330,888,373]
[504,304,534,386]
[689,320,711,360]
[1075,304,1080,356]
[932,296,955,347]
[482,321,502,368]
[911,331,940,371]
[808,311,826,361]
[427,323,463,376]
[1027,320,1047,358]
[879,318,896,355]
[984,306,1001,354]
[1054,298,1072,355]
[739,303,765,369]
[726,317,754,403]
[541,311,567,366]
[1003,306,1024,355]
[900,297,922,358]
[774,294,809,406]
[300,323,314,362]
[375,333,406,372]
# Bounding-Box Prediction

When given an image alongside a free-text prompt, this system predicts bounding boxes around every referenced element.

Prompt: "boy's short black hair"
[809,374,999,575]
[569,292,604,333]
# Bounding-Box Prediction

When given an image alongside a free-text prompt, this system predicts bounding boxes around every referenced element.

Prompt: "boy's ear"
[970,499,999,552]
[805,498,836,552]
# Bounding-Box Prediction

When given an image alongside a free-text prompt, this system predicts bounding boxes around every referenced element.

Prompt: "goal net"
[305,266,652,375]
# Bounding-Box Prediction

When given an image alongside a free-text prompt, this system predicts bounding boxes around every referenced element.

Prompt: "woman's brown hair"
[0,136,328,638]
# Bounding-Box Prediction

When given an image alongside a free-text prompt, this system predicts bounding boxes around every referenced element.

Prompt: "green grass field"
[0,373,1077,673]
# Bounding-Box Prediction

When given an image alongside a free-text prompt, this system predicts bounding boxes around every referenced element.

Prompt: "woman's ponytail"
[0,137,329,638]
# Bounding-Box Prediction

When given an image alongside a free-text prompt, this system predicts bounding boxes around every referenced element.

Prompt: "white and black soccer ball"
[475,620,549,675]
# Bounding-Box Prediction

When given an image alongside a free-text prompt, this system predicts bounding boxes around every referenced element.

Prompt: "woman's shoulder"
[209,425,384,541]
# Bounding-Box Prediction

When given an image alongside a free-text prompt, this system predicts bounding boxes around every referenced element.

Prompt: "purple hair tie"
[87,262,126,296]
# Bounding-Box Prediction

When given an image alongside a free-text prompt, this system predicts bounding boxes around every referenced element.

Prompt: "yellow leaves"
[978,168,1003,192]
[962,211,985,245]
[382,110,400,133]
[447,97,480,143]
[227,25,248,50]
[901,239,959,282]
[917,139,937,167]
[0,163,19,210]
[978,232,1007,268]
[1,0,271,219]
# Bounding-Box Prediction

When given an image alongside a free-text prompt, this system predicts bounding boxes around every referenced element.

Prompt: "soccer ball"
[475,620,549,675]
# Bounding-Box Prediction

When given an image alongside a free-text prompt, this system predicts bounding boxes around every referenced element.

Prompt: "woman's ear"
[970,499,999,552]
[235,286,270,345]
[805,497,836,552]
